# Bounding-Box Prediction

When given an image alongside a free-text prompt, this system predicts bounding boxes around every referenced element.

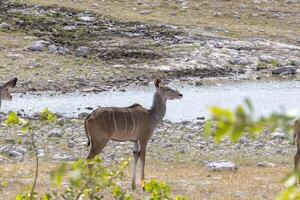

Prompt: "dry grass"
[0,159,291,200]
[22,0,300,44]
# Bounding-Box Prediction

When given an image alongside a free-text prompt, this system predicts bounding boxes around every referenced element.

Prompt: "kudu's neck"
[149,90,166,126]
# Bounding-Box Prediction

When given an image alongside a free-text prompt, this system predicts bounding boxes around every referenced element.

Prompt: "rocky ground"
[0,117,294,165]
[0,1,299,93]
[0,116,295,199]
[0,0,300,199]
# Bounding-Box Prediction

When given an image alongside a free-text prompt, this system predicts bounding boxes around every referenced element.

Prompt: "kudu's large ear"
[154,78,161,88]
[3,78,17,89]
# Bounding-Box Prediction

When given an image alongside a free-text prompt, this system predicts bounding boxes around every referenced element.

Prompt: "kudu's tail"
[84,114,92,148]
[293,119,300,146]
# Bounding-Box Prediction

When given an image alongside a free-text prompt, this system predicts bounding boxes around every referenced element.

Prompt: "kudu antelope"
[293,118,300,171]
[0,78,17,108]
[85,79,183,189]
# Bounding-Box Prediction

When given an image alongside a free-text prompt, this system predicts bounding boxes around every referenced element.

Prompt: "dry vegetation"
[0,160,291,200]
[22,0,300,44]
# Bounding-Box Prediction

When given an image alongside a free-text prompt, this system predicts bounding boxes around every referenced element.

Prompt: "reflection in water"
[2,80,300,122]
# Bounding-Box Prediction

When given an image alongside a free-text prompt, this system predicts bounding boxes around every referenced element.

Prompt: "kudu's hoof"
[131,183,136,190]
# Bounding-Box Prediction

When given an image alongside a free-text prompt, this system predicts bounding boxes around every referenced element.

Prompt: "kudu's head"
[0,78,17,107]
[155,79,183,100]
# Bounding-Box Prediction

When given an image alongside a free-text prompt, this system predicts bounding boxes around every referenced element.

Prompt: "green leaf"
[5,112,20,127]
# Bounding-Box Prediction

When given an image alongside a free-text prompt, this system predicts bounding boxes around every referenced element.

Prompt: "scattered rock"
[195,81,204,86]
[63,25,77,31]
[212,12,222,17]
[7,53,24,60]
[271,66,298,75]
[57,47,70,55]
[37,149,45,157]
[27,41,44,51]
[206,160,238,171]
[85,107,93,110]
[53,154,77,161]
[8,150,23,158]
[75,46,89,57]
[226,41,254,50]
[68,141,75,148]
[230,57,252,65]
[271,132,287,140]
[48,128,63,137]
[0,145,26,158]
[48,44,58,53]
[78,112,89,119]
[259,55,274,62]
[238,137,249,145]
[140,10,152,15]
[0,22,11,30]
[78,14,95,22]
[257,162,276,168]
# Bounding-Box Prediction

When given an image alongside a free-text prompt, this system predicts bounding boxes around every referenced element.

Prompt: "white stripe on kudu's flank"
[128,108,136,135]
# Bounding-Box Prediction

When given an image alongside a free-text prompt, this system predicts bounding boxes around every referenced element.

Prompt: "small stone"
[85,107,93,110]
[78,15,95,22]
[140,10,152,15]
[7,53,24,60]
[0,22,10,30]
[27,41,44,51]
[48,128,63,137]
[238,137,249,144]
[230,57,251,65]
[195,81,203,86]
[271,132,287,140]
[0,145,26,158]
[206,160,238,171]
[53,154,77,161]
[68,141,75,148]
[226,41,254,50]
[48,44,57,53]
[37,149,45,157]
[75,46,89,57]
[212,12,222,17]
[257,162,276,168]
[162,143,174,148]
[63,25,77,31]
[78,112,89,119]
[57,47,70,55]
[9,150,23,157]
[271,66,298,75]
[259,55,274,63]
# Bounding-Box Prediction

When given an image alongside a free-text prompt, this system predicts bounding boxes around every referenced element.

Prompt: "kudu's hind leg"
[131,141,140,190]
[87,121,109,160]
[87,139,109,160]
[294,149,300,171]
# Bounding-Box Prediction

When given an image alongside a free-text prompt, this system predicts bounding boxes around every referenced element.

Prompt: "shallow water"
[1,80,300,122]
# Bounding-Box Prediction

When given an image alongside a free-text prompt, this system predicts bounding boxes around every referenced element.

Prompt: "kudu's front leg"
[131,141,140,190]
[139,141,147,190]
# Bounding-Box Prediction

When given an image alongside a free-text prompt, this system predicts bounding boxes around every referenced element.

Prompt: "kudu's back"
[85,104,153,145]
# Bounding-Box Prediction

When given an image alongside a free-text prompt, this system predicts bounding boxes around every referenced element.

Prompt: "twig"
[29,129,39,199]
